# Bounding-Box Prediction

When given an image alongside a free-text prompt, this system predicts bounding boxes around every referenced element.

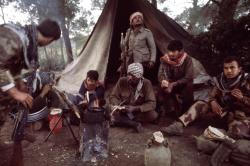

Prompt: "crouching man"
[110,63,158,133]
[158,40,194,117]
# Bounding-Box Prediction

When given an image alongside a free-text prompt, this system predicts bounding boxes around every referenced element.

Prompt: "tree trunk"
[55,0,74,64]
[60,20,74,63]
[151,0,157,8]
[60,38,65,65]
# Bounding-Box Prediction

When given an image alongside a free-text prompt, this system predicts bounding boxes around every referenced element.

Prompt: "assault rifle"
[11,104,28,142]
[118,29,131,77]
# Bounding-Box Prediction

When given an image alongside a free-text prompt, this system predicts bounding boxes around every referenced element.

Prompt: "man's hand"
[168,82,177,93]
[161,80,169,88]
[231,89,244,100]
[210,100,223,116]
[125,105,139,113]
[164,82,177,94]
[8,87,33,108]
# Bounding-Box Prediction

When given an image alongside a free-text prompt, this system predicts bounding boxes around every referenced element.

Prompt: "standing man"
[158,40,194,117]
[110,63,158,133]
[0,19,61,142]
[122,11,156,78]
[0,18,61,108]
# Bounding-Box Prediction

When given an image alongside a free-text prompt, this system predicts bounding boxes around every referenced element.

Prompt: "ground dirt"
[0,114,236,166]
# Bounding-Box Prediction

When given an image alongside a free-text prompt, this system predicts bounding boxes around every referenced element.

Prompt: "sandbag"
[231,139,250,166]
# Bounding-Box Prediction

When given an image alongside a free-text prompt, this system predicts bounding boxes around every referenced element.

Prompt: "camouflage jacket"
[124,27,156,63]
[209,72,250,114]
[158,54,193,85]
[109,77,156,112]
[0,24,36,92]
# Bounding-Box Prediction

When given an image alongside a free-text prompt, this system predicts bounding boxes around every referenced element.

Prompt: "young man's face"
[86,77,97,89]
[132,15,143,27]
[223,61,241,79]
[37,31,54,46]
[168,50,182,60]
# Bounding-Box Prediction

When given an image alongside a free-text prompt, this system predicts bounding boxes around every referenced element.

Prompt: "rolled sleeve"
[1,83,15,92]
[0,70,15,91]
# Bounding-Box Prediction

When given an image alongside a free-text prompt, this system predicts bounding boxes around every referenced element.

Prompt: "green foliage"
[175,0,218,35]
[193,13,250,76]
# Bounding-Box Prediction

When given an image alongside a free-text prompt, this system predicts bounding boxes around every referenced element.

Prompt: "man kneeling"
[110,63,158,133]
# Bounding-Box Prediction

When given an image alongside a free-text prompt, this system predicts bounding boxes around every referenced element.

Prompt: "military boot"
[160,121,184,136]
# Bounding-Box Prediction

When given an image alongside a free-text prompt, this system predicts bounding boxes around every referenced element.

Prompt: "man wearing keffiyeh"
[158,40,194,118]
[109,63,158,133]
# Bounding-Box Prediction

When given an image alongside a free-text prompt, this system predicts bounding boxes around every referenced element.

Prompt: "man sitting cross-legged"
[110,63,158,133]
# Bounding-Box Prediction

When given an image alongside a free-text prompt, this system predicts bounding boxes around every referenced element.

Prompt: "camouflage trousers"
[178,100,250,139]
[179,100,209,126]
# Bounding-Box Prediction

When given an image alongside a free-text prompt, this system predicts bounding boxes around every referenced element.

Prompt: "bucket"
[48,108,63,134]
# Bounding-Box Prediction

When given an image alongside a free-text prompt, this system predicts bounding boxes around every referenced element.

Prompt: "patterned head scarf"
[129,12,143,25]
[127,63,144,78]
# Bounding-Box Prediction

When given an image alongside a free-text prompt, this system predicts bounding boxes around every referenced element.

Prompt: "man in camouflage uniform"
[161,56,250,139]
[0,19,61,136]
[110,63,158,133]
[123,11,156,78]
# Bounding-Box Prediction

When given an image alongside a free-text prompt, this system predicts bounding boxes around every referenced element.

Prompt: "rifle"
[119,29,132,77]
[11,104,28,142]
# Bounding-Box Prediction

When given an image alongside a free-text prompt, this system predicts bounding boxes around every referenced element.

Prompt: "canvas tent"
[58,0,210,93]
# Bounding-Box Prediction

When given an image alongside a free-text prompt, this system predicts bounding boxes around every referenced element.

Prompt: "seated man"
[158,40,194,116]
[77,70,108,162]
[161,56,250,139]
[78,70,105,106]
[110,63,158,133]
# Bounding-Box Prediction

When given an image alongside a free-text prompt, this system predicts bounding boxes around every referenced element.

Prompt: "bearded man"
[122,11,156,78]
[110,63,158,133]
